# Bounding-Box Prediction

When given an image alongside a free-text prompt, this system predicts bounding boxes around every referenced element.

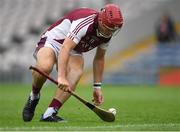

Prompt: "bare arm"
[58,38,76,90]
[93,47,106,106]
[93,47,106,83]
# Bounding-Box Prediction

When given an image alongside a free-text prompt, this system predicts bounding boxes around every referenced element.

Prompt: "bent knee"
[41,66,53,74]
[34,65,53,75]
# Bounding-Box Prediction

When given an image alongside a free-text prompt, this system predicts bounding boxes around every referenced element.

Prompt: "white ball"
[108,108,116,115]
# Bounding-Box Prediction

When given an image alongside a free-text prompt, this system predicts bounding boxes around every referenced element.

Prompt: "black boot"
[22,96,39,121]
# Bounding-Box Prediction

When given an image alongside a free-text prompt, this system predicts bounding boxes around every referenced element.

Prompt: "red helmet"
[98,4,123,30]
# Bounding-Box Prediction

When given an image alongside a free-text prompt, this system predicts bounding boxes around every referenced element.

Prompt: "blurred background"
[0,0,180,86]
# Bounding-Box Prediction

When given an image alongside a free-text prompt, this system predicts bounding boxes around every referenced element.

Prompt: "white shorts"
[33,37,82,60]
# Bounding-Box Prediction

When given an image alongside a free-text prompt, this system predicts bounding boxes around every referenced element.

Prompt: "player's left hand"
[57,77,71,92]
[92,88,104,106]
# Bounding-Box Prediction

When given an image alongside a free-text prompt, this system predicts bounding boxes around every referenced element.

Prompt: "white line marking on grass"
[1,123,180,130]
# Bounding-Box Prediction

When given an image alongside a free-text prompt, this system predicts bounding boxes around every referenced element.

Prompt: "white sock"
[43,107,56,119]
[30,91,40,100]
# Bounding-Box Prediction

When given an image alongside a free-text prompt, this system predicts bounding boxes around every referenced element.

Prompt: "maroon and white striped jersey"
[41,8,111,53]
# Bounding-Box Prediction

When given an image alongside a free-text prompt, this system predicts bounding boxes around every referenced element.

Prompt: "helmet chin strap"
[96,29,112,38]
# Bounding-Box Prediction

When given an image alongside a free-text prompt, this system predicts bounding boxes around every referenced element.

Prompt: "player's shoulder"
[65,8,98,20]
[73,8,98,14]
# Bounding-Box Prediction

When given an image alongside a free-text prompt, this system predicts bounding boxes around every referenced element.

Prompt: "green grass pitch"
[0,84,180,131]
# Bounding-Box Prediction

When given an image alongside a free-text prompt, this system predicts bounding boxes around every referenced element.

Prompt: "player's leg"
[41,54,84,122]
[32,47,57,95]
[55,55,84,102]
[23,47,56,122]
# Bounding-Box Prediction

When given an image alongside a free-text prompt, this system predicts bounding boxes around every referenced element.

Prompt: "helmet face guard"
[96,22,121,38]
[98,4,123,37]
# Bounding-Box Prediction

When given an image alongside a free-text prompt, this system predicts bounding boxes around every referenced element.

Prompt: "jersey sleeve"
[67,14,96,44]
